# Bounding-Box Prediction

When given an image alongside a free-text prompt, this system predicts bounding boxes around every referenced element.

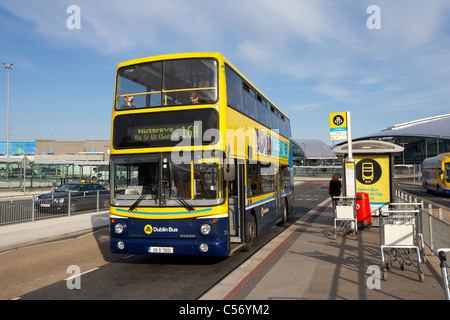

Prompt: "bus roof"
[423,152,450,163]
[116,52,290,121]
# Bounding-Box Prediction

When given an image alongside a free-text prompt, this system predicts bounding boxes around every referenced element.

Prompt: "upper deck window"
[116,58,218,109]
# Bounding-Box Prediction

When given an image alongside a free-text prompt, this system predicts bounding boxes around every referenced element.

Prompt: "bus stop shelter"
[333,140,404,225]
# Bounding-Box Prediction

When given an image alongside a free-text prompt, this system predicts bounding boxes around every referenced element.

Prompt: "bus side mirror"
[224,160,235,181]
[441,174,444,180]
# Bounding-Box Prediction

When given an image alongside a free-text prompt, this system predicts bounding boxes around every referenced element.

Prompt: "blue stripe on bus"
[246,189,293,209]
[116,208,212,215]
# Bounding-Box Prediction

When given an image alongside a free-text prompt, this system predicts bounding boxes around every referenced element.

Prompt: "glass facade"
[0,161,109,189]
[363,136,450,164]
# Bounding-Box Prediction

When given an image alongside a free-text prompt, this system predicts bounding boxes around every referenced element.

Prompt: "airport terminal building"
[0,140,110,189]
[354,114,450,164]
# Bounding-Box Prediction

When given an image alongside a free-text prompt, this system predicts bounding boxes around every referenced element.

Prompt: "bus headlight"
[199,243,209,253]
[115,223,125,234]
[200,223,211,235]
[117,241,125,250]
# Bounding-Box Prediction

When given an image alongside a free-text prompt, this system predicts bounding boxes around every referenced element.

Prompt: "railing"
[0,191,109,225]
[293,166,341,178]
[395,188,450,255]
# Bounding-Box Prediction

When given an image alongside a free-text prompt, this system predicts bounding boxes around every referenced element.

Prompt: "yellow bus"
[109,52,293,256]
[422,152,450,195]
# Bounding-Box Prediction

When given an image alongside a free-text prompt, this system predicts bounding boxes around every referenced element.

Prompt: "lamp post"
[2,63,15,157]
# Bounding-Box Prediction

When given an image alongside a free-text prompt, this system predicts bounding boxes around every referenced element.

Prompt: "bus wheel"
[282,201,288,224]
[245,214,257,250]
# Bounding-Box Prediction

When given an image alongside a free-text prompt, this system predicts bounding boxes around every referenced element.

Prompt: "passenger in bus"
[120,95,135,109]
[189,91,199,104]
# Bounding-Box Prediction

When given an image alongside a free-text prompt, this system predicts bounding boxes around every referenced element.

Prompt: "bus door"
[228,162,245,247]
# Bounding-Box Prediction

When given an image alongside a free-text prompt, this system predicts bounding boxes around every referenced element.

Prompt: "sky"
[0,0,450,145]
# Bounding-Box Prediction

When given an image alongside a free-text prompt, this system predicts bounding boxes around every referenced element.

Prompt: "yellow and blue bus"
[109,52,294,257]
[422,153,450,195]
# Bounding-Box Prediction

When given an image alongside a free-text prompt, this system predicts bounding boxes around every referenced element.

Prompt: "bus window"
[171,163,191,199]
[164,59,218,105]
[446,163,450,183]
[260,163,275,193]
[116,62,163,109]
[285,118,292,139]
[257,98,269,127]
[247,163,260,195]
[243,83,257,120]
[193,161,220,199]
[225,65,244,112]
[281,165,291,190]
[116,59,217,109]
[247,162,275,196]
[270,106,278,132]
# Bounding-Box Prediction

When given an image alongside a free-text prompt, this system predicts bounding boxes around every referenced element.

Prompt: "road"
[396,181,450,222]
[1,182,329,300]
[396,182,450,208]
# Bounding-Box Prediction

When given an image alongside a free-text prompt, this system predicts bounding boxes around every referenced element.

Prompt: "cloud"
[314,82,358,103]
[290,103,322,113]
[2,0,450,114]
[0,1,221,54]
[358,78,380,85]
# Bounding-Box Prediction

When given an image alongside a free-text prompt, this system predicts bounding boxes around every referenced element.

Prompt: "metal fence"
[293,166,341,178]
[0,191,109,225]
[395,189,450,255]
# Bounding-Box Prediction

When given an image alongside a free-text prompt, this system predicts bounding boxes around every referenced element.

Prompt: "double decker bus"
[422,153,450,195]
[109,52,294,257]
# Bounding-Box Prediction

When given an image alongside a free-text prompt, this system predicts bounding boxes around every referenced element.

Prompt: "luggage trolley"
[379,203,425,282]
[333,196,358,240]
[438,248,450,300]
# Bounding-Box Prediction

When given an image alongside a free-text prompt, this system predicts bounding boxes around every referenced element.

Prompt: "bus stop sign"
[329,112,348,140]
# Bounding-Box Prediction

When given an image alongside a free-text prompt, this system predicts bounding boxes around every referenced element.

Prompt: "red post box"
[356,192,372,229]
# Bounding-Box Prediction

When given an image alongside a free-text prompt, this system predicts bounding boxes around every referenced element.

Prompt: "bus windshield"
[111,153,223,208]
[116,58,218,109]
[446,163,450,183]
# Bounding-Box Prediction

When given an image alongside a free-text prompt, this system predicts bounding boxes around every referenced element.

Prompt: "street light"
[2,63,15,157]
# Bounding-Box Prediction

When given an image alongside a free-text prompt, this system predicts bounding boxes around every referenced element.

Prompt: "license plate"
[148,246,173,254]
[40,203,51,207]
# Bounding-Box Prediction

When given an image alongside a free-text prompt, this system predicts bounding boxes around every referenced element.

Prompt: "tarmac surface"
[0,180,448,300]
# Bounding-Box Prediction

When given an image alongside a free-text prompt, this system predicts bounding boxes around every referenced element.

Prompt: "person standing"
[329,173,342,206]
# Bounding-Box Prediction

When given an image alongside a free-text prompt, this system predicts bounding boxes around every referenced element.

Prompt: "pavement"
[0,179,448,300]
[0,210,109,252]
[200,199,447,300]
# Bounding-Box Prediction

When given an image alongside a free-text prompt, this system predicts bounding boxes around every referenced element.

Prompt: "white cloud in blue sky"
[0,0,449,143]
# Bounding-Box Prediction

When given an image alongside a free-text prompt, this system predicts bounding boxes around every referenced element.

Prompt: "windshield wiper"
[129,186,156,211]
[163,185,195,211]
